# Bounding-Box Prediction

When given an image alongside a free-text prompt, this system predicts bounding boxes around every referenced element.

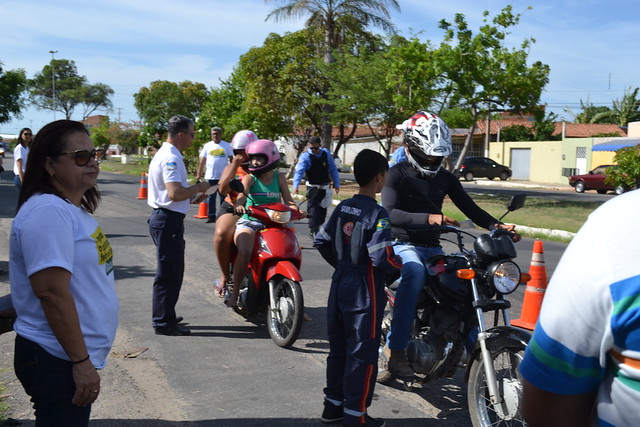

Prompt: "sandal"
[214,280,226,298]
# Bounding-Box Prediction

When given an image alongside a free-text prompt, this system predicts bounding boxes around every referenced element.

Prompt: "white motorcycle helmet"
[401,111,452,177]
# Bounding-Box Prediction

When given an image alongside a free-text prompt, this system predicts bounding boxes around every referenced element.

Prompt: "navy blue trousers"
[14,335,92,427]
[307,188,327,234]
[324,267,386,425]
[148,209,185,328]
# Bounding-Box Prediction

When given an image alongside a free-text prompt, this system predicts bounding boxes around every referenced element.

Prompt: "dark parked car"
[568,165,626,195]
[454,156,512,181]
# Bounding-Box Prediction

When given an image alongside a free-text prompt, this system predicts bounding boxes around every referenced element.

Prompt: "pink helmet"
[246,139,280,174]
[231,130,258,152]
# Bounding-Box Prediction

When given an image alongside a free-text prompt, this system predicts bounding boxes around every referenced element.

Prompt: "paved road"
[0,170,566,425]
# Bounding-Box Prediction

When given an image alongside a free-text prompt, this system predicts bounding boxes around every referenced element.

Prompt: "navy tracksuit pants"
[148,208,185,328]
[324,265,387,425]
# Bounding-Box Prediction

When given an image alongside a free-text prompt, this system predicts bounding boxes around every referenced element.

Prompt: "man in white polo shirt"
[147,115,210,336]
[195,126,233,223]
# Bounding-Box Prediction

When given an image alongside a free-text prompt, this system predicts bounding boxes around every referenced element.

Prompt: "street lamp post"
[49,50,58,120]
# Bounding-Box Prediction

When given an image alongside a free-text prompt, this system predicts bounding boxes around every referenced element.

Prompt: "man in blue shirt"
[292,136,340,237]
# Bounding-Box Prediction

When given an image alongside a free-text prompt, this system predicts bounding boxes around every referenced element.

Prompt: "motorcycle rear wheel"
[467,345,526,427]
[266,277,304,348]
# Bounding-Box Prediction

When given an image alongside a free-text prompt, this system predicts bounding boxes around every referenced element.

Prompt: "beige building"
[489,121,640,184]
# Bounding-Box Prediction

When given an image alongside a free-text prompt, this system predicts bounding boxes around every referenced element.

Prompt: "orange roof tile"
[475,120,626,138]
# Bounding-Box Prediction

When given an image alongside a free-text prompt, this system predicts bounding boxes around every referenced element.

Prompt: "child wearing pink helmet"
[227,139,298,309]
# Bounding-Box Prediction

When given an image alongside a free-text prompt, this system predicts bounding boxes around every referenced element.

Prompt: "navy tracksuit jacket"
[314,194,402,424]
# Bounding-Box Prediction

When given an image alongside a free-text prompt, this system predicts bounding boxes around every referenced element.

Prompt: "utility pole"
[49,50,58,120]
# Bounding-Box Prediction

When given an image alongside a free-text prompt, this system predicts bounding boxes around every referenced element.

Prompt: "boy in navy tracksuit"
[314,149,402,427]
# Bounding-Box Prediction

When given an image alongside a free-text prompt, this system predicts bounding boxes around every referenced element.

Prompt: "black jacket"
[381,161,498,246]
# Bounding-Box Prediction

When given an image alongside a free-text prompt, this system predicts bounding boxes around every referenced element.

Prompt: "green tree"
[591,87,640,127]
[90,116,111,150]
[439,107,475,129]
[438,6,550,167]
[531,106,559,141]
[0,62,28,124]
[30,59,113,120]
[327,34,442,157]
[240,30,325,139]
[606,145,640,190]
[265,0,401,148]
[133,80,210,135]
[500,124,533,142]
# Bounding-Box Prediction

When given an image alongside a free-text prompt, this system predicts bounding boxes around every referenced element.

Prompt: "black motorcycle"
[377,194,531,426]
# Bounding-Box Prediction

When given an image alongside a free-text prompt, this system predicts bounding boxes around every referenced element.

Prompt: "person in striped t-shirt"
[520,189,640,427]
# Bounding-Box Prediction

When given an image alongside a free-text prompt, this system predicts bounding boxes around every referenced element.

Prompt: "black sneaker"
[320,403,343,424]
[343,415,385,427]
[154,325,191,336]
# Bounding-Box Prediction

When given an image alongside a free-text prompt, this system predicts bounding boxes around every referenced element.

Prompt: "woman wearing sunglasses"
[9,120,118,426]
[13,127,32,189]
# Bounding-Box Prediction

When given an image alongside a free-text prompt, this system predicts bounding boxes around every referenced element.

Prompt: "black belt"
[153,208,186,219]
[393,238,440,248]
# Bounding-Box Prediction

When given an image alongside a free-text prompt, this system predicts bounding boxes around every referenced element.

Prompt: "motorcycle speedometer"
[487,261,521,294]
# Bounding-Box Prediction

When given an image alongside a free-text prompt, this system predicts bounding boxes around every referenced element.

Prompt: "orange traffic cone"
[512,240,548,331]
[136,172,148,199]
[193,201,209,219]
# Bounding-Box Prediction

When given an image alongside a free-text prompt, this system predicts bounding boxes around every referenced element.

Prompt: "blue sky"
[1,0,639,135]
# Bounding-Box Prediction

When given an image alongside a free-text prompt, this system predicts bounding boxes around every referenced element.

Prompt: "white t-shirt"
[200,140,232,180]
[13,144,29,175]
[520,189,640,426]
[147,142,189,214]
[10,193,119,369]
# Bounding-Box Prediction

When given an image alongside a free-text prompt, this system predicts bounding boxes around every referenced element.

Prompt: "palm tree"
[265,0,401,147]
[591,87,640,127]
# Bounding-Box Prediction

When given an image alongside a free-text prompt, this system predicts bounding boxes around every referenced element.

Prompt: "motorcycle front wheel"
[266,278,304,348]
[467,345,526,427]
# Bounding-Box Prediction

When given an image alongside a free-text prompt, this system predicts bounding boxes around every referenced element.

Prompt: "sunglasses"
[22,132,32,136]
[310,146,320,151]
[57,149,105,166]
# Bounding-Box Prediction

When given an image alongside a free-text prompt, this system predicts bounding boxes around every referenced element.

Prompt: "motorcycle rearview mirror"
[498,193,526,222]
[229,179,245,194]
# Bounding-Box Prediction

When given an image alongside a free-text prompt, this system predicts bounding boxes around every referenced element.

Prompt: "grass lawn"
[334,181,599,241]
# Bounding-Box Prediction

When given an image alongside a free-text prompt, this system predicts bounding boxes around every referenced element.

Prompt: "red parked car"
[568,165,626,195]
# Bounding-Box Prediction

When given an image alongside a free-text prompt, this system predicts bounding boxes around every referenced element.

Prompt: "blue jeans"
[14,334,92,426]
[387,243,444,350]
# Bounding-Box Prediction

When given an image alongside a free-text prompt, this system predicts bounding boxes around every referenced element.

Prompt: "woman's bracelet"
[71,355,90,364]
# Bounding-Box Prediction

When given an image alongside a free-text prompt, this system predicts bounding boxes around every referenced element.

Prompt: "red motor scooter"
[225,180,315,348]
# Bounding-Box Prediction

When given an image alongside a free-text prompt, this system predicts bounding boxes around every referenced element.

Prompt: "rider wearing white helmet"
[213,130,259,298]
[381,111,519,378]
[402,111,452,176]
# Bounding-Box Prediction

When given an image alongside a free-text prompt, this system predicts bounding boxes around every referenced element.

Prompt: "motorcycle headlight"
[265,208,291,224]
[487,261,521,294]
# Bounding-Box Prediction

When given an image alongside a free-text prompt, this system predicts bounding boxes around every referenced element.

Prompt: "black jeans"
[14,334,92,426]
[206,179,221,219]
[148,208,186,327]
